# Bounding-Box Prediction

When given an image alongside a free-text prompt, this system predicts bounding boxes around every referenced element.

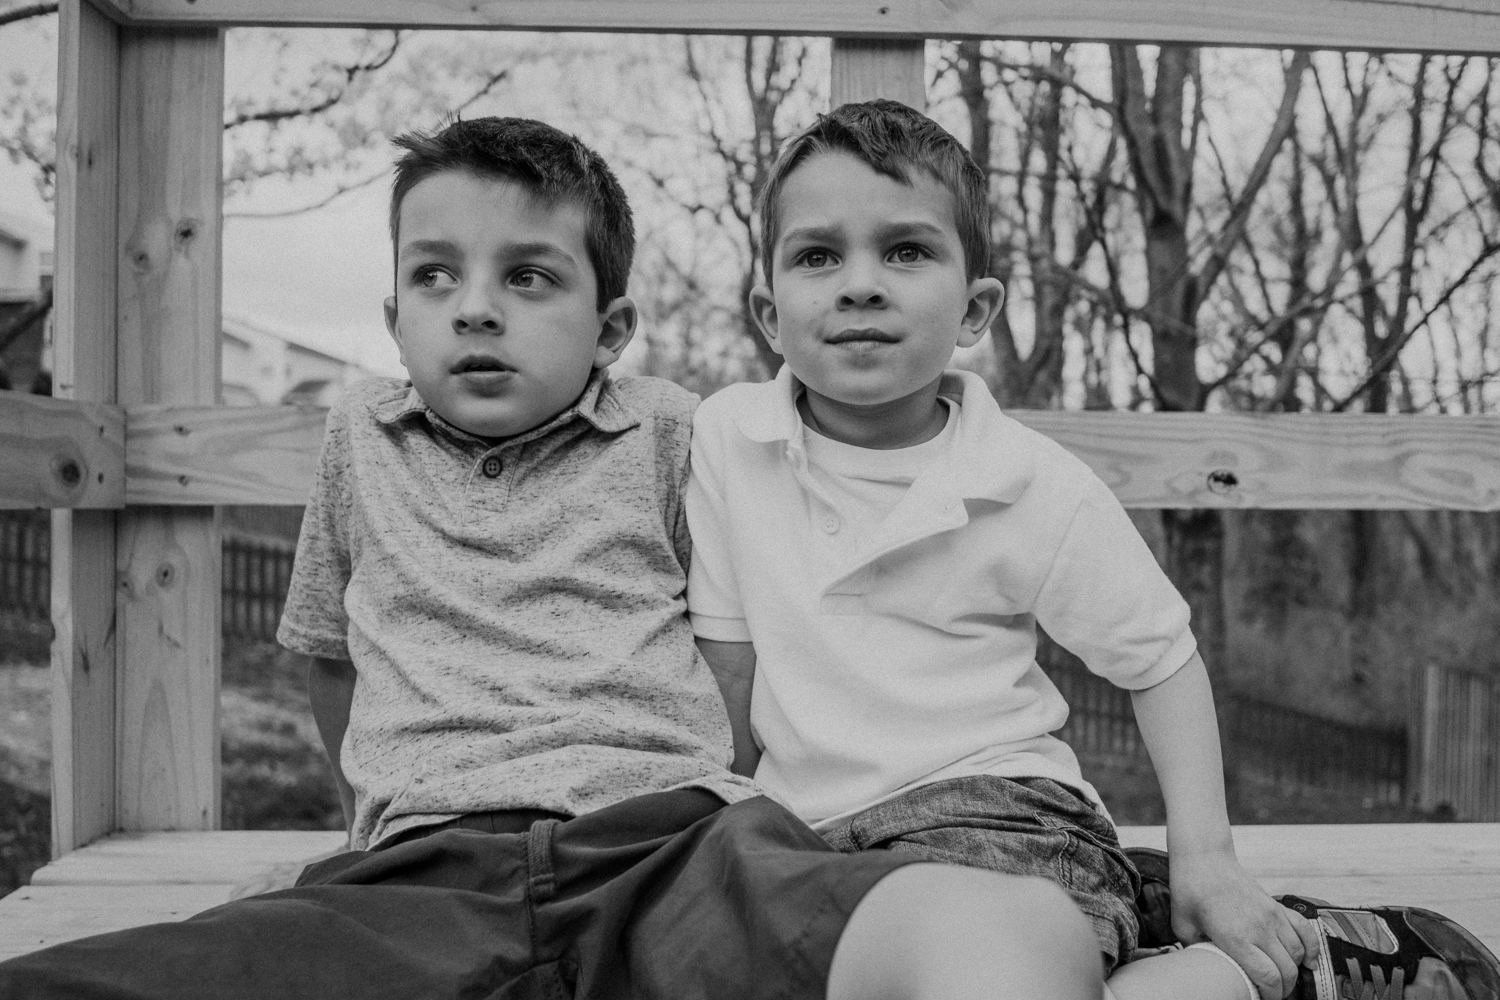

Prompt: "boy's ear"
[957,277,1005,349]
[747,284,785,356]
[592,295,638,369]
[383,295,408,366]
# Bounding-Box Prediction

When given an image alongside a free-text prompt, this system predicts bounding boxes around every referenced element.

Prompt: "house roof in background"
[222,310,369,369]
[0,210,52,253]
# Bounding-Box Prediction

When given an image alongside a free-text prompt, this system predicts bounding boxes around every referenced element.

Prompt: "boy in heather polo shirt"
[686,101,1323,1000]
[0,116,1107,1000]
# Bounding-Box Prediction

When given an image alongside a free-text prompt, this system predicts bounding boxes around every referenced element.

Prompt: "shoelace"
[1340,959,1405,1000]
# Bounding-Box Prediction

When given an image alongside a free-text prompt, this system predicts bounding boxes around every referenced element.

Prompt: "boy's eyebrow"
[779,224,841,247]
[397,238,458,261]
[778,219,951,248]
[872,219,950,241]
[503,241,580,268]
[395,240,579,268]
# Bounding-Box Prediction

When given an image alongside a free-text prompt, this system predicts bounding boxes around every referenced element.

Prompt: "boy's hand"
[1169,848,1322,1000]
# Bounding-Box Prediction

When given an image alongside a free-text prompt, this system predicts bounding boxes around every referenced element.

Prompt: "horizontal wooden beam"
[6,398,1500,510]
[0,390,125,510]
[1013,410,1500,510]
[125,403,324,506]
[120,404,1500,511]
[108,0,1500,55]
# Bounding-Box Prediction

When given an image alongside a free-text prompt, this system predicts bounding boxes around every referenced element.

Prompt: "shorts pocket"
[1032,812,1139,903]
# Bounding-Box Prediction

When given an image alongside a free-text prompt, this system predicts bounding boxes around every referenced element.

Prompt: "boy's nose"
[836,263,887,309]
[452,284,503,334]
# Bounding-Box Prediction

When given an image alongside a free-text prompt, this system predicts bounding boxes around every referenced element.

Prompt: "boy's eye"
[792,248,835,269]
[413,266,457,289]
[889,244,929,264]
[511,268,555,290]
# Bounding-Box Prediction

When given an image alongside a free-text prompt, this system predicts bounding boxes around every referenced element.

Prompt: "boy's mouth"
[452,355,513,374]
[826,328,898,345]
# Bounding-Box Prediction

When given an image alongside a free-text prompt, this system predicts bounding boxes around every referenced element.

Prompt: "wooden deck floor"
[1,825,1496,961]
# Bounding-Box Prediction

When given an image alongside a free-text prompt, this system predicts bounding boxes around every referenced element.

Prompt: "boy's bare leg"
[827,864,1104,1000]
[1106,948,1257,1000]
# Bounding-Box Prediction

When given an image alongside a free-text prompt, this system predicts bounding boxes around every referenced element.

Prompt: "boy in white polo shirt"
[686,100,1320,1000]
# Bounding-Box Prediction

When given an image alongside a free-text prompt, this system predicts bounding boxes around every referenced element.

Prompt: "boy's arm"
[695,638,761,777]
[307,655,358,840]
[1131,652,1321,999]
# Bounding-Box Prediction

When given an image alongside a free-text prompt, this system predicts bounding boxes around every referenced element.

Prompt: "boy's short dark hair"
[390,117,634,310]
[756,99,990,286]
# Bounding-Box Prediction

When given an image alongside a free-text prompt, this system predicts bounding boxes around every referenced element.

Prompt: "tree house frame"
[0,0,1498,959]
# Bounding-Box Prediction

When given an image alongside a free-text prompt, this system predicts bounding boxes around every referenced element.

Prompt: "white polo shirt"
[686,368,1196,827]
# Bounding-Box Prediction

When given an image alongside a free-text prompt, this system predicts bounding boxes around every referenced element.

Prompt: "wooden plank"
[831,38,926,109]
[0,885,236,960]
[114,26,226,832]
[126,404,325,506]
[0,392,125,510]
[1012,410,1500,510]
[113,405,1500,511]
[1121,824,1500,951]
[1118,824,1500,877]
[105,0,1500,55]
[50,0,122,857]
[29,830,346,886]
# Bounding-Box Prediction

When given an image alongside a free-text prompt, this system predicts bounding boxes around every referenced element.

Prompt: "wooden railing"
[2,0,1497,861]
[7,392,1499,512]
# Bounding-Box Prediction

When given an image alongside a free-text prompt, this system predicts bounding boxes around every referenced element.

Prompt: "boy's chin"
[435,403,551,441]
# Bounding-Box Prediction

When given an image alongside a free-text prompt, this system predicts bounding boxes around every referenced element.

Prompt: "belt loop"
[526,818,561,903]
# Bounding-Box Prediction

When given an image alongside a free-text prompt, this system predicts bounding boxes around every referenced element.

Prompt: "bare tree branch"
[224,167,389,219]
[0,2,54,28]
[225,32,403,129]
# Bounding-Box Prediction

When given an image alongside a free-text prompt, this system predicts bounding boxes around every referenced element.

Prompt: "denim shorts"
[819,775,1141,970]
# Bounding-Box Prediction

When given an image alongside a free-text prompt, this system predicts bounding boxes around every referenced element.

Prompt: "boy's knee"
[829,863,1103,1000]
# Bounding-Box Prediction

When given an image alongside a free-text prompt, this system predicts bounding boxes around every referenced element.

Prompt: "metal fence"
[0,511,48,619]
[221,535,297,642]
[1227,695,1408,805]
[0,510,294,642]
[1044,643,1410,805]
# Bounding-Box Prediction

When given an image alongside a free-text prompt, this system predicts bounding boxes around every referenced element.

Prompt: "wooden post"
[113,26,225,831]
[830,38,926,109]
[50,0,122,855]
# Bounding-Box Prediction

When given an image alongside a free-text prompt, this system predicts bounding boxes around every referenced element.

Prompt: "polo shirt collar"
[733,365,1034,504]
[371,369,640,444]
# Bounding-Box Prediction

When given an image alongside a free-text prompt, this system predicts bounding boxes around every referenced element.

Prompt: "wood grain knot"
[1207,469,1240,493]
[155,563,176,588]
[54,456,83,489]
[174,220,200,246]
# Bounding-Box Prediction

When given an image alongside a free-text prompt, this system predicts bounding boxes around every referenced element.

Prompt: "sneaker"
[1125,846,1177,949]
[1282,895,1500,1000]
[1123,849,1500,1000]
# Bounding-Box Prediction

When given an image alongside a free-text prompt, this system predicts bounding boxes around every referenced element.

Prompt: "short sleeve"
[276,403,355,661]
[685,412,751,643]
[1033,479,1196,690]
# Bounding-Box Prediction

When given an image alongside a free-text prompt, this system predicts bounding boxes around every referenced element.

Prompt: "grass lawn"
[0,636,342,899]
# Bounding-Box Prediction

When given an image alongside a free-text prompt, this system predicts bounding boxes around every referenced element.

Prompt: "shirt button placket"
[481,455,503,479]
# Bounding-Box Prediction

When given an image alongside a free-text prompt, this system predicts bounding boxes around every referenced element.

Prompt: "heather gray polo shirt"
[278,371,759,849]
